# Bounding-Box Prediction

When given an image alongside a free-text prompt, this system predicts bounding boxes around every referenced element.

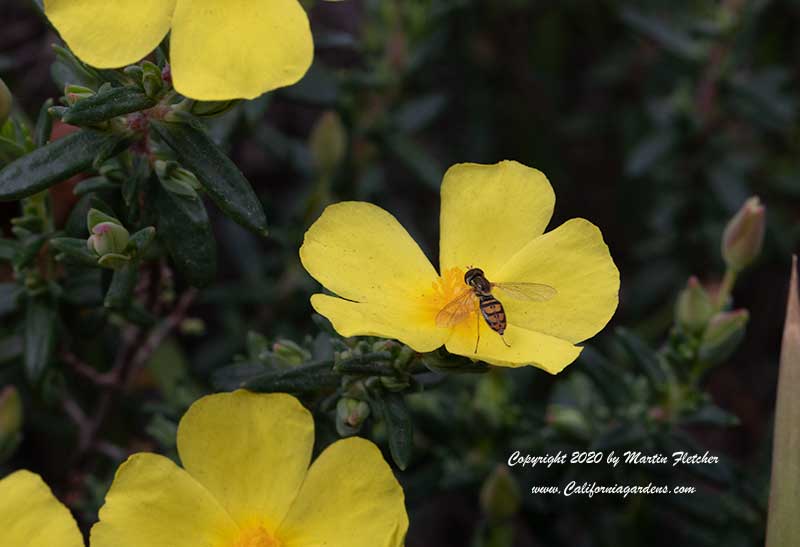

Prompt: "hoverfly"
[435,267,557,352]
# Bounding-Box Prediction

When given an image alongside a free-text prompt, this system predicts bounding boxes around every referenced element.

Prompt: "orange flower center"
[430,267,476,326]
[232,526,281,547]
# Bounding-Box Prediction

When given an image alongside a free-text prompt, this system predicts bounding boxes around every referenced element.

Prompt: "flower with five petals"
[300,160,620,373]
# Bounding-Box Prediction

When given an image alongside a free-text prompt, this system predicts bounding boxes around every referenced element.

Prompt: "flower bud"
[336,397,371,437]
[87,221,130,257]
[480,465,521,522]
[722,197,766,272]
[272,339,310,366]
[309,111,347,177]
[64,84,94,106]
[0,386,23,463]
[698,309,749,366]
[0,78,11,126]
[675,276,714,334]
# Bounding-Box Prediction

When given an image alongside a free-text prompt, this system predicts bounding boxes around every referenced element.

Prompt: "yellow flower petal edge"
[90,453,240,547]
[300,201,440,307]
[300,160,619,372]
[498,218,620,344]
[278,437,409,547]
[440,160,555,276]
[44,0,175,69]
[177,391,314,531]
[310,293,446,352]
[170,0,313,100]
[0,470,84,547]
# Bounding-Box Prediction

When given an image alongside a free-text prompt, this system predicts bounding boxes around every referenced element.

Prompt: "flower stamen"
[232,526,281,547]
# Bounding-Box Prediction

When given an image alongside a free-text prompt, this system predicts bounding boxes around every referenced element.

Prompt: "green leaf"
[0,130,127,201]
[155,184,217,287]
[104,261,138,310]
[150,120,268,236]
[34,99,54,148]
[374,391,413,470]
[238,360,339,393]
[50,237,99,267]
[61,86,156,126]
[24,294,56,383]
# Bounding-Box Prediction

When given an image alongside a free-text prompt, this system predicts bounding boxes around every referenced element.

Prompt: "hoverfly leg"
[500,334,511,348]
[474,307,481,354]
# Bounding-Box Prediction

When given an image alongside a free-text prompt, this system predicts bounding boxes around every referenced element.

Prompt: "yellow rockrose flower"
[90,391,408,547]
[0,470,84,547]
[300,160,620,373]
[43,0,314,100]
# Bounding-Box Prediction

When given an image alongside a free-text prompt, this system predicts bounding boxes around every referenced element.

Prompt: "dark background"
[1,0,798,545]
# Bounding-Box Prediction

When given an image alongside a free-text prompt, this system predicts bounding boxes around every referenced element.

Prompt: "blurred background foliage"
[1,0,798,546]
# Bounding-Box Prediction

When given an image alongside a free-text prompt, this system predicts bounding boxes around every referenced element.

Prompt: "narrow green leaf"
[34,99,54,148]
[61,87,156,126]
[104,261,138,310]
[767,257,800,547]
[156,184,217,287]
[150,120,268,236]
[0,283,22,318]
[0,130,126,201]
[375,391,413,470]
[24,295,56,383]
[240,360,339,393]
[50,237,99,267]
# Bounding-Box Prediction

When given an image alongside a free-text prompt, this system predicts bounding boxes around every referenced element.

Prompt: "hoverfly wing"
[435,288,476,327]
[493,282,557,302]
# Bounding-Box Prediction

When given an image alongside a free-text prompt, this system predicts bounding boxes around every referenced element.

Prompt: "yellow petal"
[170,0,313,100]
[439,161,555,275]
[0,470,83,547]
[177,391,314,531]
[278,438,408,547]
[497,218,620,344]
[300,201,439,308]
[44,0,174,68]
[311,293,446,352]
[446,320,583,373]
[90,453,239,547]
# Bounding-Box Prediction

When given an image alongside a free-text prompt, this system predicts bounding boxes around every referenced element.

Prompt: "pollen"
[231,526,281,547]
[430,267,476,325]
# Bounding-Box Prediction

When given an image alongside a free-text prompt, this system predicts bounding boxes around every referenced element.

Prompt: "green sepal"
[150,120,268,236]
[61,86,156,126]
[0,130,127,201]
[87,208,121,231]
[97,253,130,270]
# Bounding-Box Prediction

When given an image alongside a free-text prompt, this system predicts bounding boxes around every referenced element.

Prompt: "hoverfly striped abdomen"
[478,294,507,335]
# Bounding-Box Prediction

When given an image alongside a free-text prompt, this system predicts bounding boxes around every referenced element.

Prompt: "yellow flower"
[90,391,408,547]
[0,470,84,547]
[44,0,314,100]
[300,160,620,373]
